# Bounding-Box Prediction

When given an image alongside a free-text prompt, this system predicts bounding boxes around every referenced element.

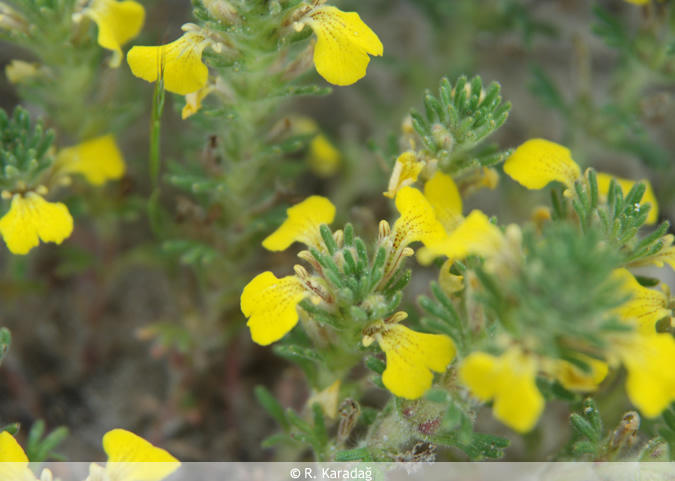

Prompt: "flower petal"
[56,134,125,185]
[241,272,309,345]
[378,324,455,399]
[423,171,463,233]
[383,152,424,199]
[417,210,503,265]
[595,172,658,225]
[504,139,581,190]
[553,355,608,392]
[84,0,145,68]
[305,6,382,86]
[103,429,180,481]
[262,196,336,251]
[620,334,675,418]
[613,268,671,334]
[127,32,209,95]
[0,193,73,255]
[392,186,447,250]
[0,431,28,463]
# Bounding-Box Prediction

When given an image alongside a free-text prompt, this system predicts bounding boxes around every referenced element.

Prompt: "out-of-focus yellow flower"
[595,172,658,225]
[417,210,504,265]
[0,192,73,255]
[383,152,425,199]
[307,133,341,177]
[504,138,581,191]
[423,171,463,233]
[127,30,210,95]
[391,186,446,250]
[438,259,464,294]
[363,318,455,399]
[55,134,126,185]
[549,354,608,392]
[613,268,671,334]
[459,347,544,433]
[101,429,181,481]
[83,0,145,68]
[307,380,341,419]
[5,60,40,84]
[262,196,336,252]
[241,271,309,345]
[617,333,675,418]
[298,6,383,86]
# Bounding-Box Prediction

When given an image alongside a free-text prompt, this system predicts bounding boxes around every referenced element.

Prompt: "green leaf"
[255,385,290,431]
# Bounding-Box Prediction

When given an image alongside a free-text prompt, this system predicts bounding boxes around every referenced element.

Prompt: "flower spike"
[299,6,383,86]
[262,196,336,252]
[0,192,73,255]
[127,31,210,95]
[241,272,309,345]
[83,0,145,68]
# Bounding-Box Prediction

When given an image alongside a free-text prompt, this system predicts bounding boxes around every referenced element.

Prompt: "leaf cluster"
[410,75,512,174]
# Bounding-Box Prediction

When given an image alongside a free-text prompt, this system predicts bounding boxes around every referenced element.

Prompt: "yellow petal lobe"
[308,134,341,178]
[0,431,34,481]
[127,32,209,95]
[595,172,658,225]
[423,171,463,233]
[84,0,145,68]
[0,193,74,255]
[103,429,180,481]
[613,268,671,334]
[241,272,309,346]
[181,84,214,119]
[392,187,447,249]
[262,196,336,251]
[418,210,503,265]
[56,134,125,185]
[619,334,675,418]
[504,139,581,190]
[460,348,544,433]
[377,324,455,399]
[383,152,424,199]
[553,355,608,392]
[305,6,383,86]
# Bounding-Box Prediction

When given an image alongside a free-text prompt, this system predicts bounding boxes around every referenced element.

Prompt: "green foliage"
[418,282,466,352]
[410,75,512,174]
[24,420,68,462]
[477,222,626,358]
[0,327,10,366]
[427,432,510,460]
[657,403,675,461]
[0,107,55,188]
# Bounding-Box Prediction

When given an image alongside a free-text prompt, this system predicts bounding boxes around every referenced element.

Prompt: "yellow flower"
[181,83,214,119]
[364,320,455,399]
[262,196,336,252]
[438,258,464,294]
[383,152,425,199]
[459,347,544,433]
[308,133,341,177]
[307,379,341,419]
[241,271,309,345]
[83,0,145,68]
[55,134,126,185]
[0,192,73,255]
[417,210,504,265]
[595,172,658,225]
[423,171,463,233]
[102,429,181,481]
[127,31,210,95]
[5,60,40,84]
[391,186,447,250]
[617,333,675,418]
[299,6,383,86]
[613,268,671,334]
[503,138,581,191]
[549,354,608,392]
[0,431,35,481]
